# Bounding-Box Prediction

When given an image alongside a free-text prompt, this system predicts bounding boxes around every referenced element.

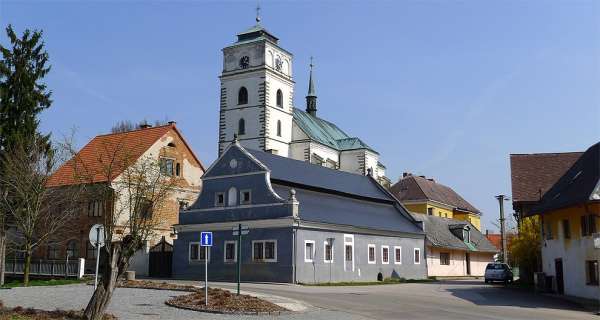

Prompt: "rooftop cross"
[256,3,261,24]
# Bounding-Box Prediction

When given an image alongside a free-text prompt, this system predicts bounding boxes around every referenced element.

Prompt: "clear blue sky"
[2,1,599,231]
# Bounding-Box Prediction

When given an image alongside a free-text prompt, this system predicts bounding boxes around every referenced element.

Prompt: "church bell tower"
[218,12,295,156]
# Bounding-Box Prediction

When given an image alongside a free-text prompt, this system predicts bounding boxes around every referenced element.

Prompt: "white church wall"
[291,122,309,141]
[221,75,262,109]
[223,41,265,73]
[340,150,365,175]
[309,142,339,166]
[289,142,309,161]
[364,151,380,175]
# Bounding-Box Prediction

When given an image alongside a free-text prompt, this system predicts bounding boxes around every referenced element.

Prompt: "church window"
[276,120,282,137]
[276,89,283,108]
[311,153,324,166]
[238,118,246,135]
[238,87,248,105]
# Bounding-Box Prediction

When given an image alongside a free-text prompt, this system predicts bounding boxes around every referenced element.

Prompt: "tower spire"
[306,56,317,116]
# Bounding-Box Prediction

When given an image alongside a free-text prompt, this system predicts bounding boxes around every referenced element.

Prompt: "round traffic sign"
[89,224,106,248]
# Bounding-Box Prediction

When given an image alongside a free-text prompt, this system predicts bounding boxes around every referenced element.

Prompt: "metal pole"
[237,223,242,295]
[205,246,208,306]
[94,227,100,290]
[496,195,508,263]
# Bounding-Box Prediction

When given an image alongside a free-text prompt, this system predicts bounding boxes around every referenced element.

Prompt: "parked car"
[484,262,513,284]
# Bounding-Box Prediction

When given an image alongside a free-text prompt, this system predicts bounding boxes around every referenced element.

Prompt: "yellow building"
[390,173,482,230]
[525,142,599,300]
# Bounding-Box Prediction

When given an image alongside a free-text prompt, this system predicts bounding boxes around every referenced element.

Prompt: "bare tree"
[69,137,177,320]
[0,136,84,286]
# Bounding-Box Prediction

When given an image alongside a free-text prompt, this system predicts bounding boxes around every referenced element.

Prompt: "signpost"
[88,224,105,290]
[200,231,213,306]
[232,224,249,295]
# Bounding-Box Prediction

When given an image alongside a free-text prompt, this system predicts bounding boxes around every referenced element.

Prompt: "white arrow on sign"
[204,234,209,244]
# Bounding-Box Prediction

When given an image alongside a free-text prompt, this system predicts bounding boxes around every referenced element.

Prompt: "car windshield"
[486,264,507,270]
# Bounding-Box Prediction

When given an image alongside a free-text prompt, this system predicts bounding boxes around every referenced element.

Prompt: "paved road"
[0,280,593,320]
[175,279,592,320]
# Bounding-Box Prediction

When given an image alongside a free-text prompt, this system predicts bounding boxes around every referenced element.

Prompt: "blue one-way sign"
[200,232,213,246]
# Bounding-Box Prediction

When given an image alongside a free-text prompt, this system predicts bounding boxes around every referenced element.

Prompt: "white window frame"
[215,192,225,207]
[414,248,421,265]
[240,189,252,205]
[344,234,354,271]
[394,246,402,265]
[224,240,237,263]
[304,240,315,263]
[368,244,376,264]
[323,240,334,263]
[189,242,210,262]
[252,240,278,263]
[381,245,390,264]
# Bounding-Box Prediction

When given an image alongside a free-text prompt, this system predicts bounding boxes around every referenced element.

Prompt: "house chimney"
[427,178,435,183]
[139,123,152,129]
[419,175,426,179]
[168,121,176,126]
[403,172,411,178]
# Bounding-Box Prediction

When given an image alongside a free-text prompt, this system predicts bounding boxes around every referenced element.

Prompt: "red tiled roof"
[510,152,583,203]
[390,174,481,214]
[485,233,514,251]
[48,124,203,187]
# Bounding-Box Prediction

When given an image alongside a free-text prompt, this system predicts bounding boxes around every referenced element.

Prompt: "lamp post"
[495,195,511,263]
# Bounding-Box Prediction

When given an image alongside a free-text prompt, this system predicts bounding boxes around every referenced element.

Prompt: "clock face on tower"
[275,57,283,72]
[239,56,250,69]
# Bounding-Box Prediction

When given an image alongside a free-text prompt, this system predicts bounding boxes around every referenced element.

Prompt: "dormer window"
[215,192,225,207]
[463,228,471,243]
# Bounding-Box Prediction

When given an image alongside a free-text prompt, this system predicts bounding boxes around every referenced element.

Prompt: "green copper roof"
[464,241,477,251]
[293,108,377,153]
[237,24,278,43]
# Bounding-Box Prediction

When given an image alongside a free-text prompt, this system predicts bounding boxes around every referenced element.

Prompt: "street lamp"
[495,195,511,263]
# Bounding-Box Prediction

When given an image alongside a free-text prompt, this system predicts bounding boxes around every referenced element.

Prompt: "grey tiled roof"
[248,149,389,201]
[410,213,497,253]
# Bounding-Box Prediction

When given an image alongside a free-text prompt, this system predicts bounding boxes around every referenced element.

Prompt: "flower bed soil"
[165,287,288,315]
[0,301,116,320]
[117,280,197,292]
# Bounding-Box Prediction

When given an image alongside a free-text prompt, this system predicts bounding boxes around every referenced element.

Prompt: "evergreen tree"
[0,24,52,154]
[0,24,52,286]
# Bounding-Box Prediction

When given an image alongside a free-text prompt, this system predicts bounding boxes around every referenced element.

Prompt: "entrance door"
[465,252,471,275]
[149,237,173,278]
[555,259,564,294]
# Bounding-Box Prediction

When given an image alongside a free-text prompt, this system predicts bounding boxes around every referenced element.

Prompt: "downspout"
[292,221,297,284]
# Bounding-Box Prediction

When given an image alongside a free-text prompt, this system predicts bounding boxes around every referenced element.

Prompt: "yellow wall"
[405,202,453,218]
[542,203,600,243]
[454,211,482,231]
[403,201,482,230]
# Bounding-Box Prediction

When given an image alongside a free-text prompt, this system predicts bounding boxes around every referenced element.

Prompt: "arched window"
[277,120,282,137]
[238,118,246,135]
[66,240,79,258]
[228,187,238,206]
[276,89,283,108]
[238,87,248,105]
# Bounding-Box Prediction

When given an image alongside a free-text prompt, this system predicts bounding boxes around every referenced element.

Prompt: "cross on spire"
[256,3,261,24]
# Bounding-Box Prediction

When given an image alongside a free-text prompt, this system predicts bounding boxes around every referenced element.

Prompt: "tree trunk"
[0,232,5,286]
[84,244,129,320]
[23,246,32,286]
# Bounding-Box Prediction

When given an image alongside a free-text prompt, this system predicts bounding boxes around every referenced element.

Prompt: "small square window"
[240,190,251,205]
[440,252,450,265]
[215,192,225,207]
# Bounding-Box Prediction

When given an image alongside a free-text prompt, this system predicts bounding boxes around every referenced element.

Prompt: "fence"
[5,258,85,279]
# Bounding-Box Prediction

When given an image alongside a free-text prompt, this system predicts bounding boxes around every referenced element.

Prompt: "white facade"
[426,247,493,277]
[541,230,598,300]
[218,23,387,182]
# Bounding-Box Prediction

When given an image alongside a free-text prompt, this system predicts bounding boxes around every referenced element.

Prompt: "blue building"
[172,140,427,283]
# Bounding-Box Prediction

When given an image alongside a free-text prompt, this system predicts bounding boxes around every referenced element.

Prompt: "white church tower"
[218,12,294,156]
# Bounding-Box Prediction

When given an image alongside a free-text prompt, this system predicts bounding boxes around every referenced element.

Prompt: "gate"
[149,237,172,278]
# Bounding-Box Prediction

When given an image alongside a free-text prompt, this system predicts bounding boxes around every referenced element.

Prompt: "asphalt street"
[0,280,593,320]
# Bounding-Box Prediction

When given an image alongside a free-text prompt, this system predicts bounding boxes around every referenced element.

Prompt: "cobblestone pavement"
[0,284,367,320]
